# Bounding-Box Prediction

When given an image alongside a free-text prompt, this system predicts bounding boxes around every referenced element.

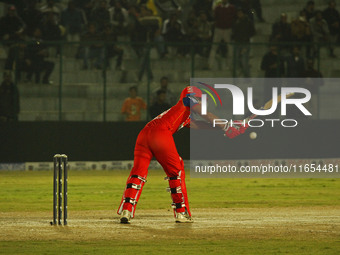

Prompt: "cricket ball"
[250,132,257,140]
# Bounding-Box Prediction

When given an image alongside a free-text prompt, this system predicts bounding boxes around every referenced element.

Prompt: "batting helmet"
[180,86,202,100]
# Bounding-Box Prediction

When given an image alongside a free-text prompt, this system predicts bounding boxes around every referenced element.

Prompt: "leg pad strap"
[164,176,180,181]
[126,183,142,190]
[172,202,185,209]
[166,187,182,193]
[124,197,137,205]
[131,175,147,183]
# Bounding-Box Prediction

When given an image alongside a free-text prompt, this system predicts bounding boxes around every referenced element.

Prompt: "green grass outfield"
[1,240,338,255]
[0,170,339,254]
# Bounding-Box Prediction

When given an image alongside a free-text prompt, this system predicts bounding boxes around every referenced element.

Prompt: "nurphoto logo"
[198,83,312,128]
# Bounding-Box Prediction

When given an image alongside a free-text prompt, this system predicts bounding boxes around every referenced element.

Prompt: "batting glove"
[224,121,249,139]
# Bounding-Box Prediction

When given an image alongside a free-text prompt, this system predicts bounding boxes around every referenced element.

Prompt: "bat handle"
[244,106,264,122]
[245,114,256,122]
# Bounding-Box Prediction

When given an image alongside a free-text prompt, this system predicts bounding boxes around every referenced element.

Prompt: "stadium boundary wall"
[0,120,339,163]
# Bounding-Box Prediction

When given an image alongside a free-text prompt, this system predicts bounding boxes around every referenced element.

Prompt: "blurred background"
[1,0,340,162]
[0,0,340,122]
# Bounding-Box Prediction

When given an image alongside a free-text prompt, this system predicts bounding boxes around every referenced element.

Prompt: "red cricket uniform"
[118,86,201,218]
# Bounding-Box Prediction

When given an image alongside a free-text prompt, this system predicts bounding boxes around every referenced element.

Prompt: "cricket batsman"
[117,86,248,223]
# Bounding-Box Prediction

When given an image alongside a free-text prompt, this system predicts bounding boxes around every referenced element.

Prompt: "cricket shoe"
[120,210,131,224]
[175,212,194,223]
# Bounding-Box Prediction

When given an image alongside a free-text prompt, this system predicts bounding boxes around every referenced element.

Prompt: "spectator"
[41,11,64,56]
[130,4,163,57]
[231,0,254,23]
[90,0,111,32]
[40,0,61,23]
[193,0,213,21]
[137,4,164,80]
[74,0,93,24]
[232,8,255,77]
[286,46,305,77]
[323,0,340,57]
[61,0,86,42]
[302,0,316,22]
[155,0,181,20]
[195,11,213,57]
[4,34,29,82]
[261,45,285,77]
[81,23,104,70]
[291,10,312,57]
[162,12,186,56]
[21,1,43,37]
[149,89,171,118]
[250,0,265,22]
[0,5,25,44]
[121,86,147,121]
[151,76,176,105]
[185,10,199,42]
[109,0,129,36]
[185,10,210,57]
[41,12,64,42]
[137,0,159,16]
[310,11,331,57]
[301,58,323,117]
[261,45,285,100]
[208,0,236,69]
[127,5,146,57]
[0,72,20,122]
[271,13,291,43]
[102,24,124,70]
[25,27,55,84]
[310,11,330,42]
[291,10,311,42]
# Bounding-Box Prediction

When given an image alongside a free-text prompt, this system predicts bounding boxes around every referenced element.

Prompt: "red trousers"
[117,123,191,217]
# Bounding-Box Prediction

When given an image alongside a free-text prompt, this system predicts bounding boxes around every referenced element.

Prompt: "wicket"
[52,154,68,226]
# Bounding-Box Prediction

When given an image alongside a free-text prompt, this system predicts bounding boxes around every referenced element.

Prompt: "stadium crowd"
[0,0,339,121]
[1,0,338,74]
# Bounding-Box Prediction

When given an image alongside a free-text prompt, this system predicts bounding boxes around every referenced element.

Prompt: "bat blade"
[245,92,295,121]
[263,92,295,110]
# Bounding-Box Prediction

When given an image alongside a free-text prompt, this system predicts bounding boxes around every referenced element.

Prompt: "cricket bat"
[245,93,295,122]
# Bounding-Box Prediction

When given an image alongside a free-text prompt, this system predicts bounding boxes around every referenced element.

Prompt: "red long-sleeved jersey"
[145,86,202,134]
[146,100,190,134]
